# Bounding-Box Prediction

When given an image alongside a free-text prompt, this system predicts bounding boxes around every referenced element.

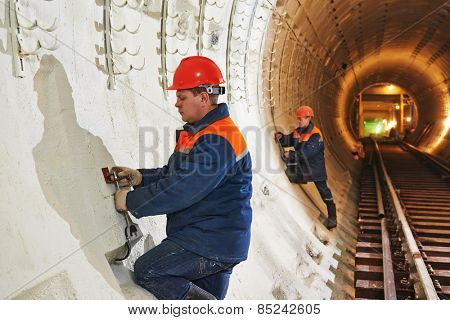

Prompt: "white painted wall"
[1,0,356,300]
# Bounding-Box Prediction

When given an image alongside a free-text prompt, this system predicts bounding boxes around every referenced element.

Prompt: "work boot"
[325,201,337,229]
[326,217,337,229]
[183,284,217,300]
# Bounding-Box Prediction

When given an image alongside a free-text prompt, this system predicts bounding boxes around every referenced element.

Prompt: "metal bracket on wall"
[104,0,116,89]
[104,0,146,90]
[159,0,168,99]
[8,0,59,78]
[9,0,25,78]
[197,0,206,55]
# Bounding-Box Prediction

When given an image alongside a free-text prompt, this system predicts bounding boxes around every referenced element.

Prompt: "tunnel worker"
[351,141,366,160]
[275,106,337,229]
[112,56,252,300]
[389,127,399,141]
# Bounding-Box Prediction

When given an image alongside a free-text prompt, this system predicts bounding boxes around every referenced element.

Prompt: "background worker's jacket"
[277,122,327,182]
[126,103,252,263]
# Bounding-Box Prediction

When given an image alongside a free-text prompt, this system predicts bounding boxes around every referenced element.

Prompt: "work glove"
[111,166,142,187]
[274,132,283,140]
[114,189,130,213]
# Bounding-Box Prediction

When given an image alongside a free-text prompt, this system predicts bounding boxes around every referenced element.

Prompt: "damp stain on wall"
[32,55,126,294]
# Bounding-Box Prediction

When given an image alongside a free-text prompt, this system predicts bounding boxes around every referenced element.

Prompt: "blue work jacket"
[278,122,327,181]
[126,103,252,263]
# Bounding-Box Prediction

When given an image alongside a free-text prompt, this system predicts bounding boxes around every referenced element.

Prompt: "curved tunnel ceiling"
[264,0,449,165]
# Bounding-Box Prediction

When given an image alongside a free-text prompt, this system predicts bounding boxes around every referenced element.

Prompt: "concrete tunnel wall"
[265,0,449,166]
[0,0,448,300]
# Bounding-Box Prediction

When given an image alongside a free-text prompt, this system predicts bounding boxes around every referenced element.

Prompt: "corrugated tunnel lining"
[264,0,449,167]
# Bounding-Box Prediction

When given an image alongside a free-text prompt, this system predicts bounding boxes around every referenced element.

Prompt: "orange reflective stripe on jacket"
[293,126,322,142]
[175,117,248,160]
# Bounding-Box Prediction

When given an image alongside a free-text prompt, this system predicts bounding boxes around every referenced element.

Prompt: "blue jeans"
[134,239,236,300]
[314,180,336,220]
[313,180,333,202]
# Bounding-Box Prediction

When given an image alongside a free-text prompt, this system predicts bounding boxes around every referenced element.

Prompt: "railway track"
[354,141,450,299]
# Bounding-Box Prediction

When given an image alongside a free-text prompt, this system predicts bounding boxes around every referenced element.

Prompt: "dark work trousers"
[134,239,236,300]
[313,180,336,219]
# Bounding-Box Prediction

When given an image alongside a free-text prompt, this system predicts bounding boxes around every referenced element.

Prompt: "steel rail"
[373,163,397,299]
[373,139,439,300]
[401,141,450,176]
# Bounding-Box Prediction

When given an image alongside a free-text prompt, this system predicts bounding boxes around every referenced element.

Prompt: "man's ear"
[200,91,209,104]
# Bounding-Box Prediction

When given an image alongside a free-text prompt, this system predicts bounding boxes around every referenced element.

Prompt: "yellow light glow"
[445,116,450,129]
[386,120,397,131]
[428,115,450,151]
[394,104,400,110]
[375,124,382,134]
[405,117,411,122]
[382,119,387,124]
[387,85,394,91]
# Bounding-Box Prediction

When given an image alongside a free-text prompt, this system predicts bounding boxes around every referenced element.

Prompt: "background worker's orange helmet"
[167,56,225,92]
[296,105,314,118]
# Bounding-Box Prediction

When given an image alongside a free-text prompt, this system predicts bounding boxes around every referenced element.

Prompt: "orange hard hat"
[296,105,314,118]
[167,56,225,93]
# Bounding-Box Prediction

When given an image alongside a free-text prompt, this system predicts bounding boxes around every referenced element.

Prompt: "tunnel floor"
[354,141,450,299]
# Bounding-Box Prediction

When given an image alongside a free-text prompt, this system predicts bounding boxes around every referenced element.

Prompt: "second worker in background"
[275,106,337,229]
